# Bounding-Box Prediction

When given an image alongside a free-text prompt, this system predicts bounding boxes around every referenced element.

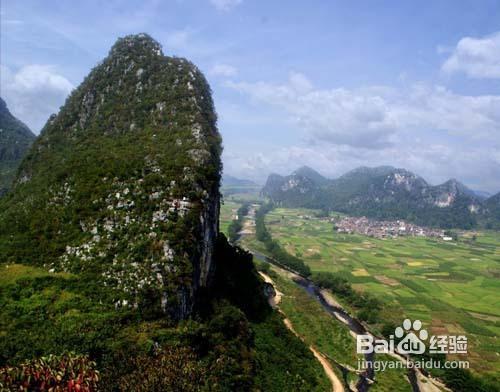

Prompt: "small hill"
[222,174,258,187]
[0,33,222,319]
[0,97,35,195]
[292,166,328,185]
[261,171,322,208]
[484,192,500,229]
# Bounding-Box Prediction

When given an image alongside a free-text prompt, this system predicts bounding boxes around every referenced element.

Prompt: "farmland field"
[219,200,240,235]
[258,208,500,380]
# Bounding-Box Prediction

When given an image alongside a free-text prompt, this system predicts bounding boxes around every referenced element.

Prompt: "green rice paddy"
[262,208,500,379]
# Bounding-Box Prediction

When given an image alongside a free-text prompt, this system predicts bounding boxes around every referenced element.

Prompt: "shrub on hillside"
[0,353,99,391]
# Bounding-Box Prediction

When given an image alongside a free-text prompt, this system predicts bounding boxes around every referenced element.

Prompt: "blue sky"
[2,0,500,192]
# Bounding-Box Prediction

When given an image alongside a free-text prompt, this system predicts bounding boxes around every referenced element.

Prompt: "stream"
[248,248,421,392]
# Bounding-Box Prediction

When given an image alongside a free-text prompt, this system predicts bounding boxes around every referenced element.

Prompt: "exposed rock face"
[0,34,222,319]
[0,97,35,195]
[429,179,478,207]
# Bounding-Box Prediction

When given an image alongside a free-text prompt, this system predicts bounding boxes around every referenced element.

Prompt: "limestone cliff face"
[0,34,222,319]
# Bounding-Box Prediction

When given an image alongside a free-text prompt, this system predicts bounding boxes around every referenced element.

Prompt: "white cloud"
[0,65,73,133]
[442,31,500,79]
[223,146,335,183]
[224,72,500,191]
[210,63,238,77]
[227,73,500,149]
[289,71,313,93]
[210,0,242,12]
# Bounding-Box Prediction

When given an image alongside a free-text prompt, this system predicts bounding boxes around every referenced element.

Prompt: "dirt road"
[259,272,345,392]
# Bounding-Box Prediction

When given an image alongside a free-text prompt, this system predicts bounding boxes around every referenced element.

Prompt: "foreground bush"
[0,353,99,391]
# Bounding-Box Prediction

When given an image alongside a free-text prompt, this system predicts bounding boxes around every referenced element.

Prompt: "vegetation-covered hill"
[1,33,223,319]
[0,34,329,391]
[261,166,496,229]
[484,192,500,229]
[0,97,35,195]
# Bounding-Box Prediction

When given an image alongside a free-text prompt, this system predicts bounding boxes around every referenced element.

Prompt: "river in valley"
[248,247,422,392]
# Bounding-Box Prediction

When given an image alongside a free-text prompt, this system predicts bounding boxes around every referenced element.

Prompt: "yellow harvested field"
[352,268,370,277]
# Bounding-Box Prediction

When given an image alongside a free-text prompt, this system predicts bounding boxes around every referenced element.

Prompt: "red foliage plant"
[0,353,99,391]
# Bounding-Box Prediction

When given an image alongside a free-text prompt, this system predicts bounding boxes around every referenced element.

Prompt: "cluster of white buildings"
[333,216,449,239]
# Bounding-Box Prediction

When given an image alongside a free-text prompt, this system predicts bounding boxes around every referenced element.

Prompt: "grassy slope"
[0,253,331,391]
[265,208,500,379]
[273,269,359,367]
[251,312,331,392]
[0,263,127,365]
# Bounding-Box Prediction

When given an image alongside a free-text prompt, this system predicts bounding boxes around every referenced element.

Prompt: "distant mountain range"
[262,166,500,229]
[222,174,259,188]
[222,174,260,195]
[0,98,35,195]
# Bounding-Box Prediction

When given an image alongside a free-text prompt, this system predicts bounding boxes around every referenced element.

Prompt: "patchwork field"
[262,208,500,379]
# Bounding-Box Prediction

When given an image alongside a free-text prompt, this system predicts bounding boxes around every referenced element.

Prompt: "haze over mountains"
[262,166,500,229]
[0,97,35,195]
[222,174,259,188]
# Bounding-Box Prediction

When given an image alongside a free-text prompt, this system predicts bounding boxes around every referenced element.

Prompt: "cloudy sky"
[2,0,500,192]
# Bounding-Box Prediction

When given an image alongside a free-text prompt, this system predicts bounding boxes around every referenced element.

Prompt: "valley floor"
[220,198,500,389]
